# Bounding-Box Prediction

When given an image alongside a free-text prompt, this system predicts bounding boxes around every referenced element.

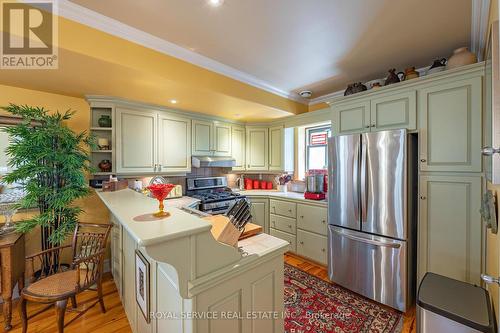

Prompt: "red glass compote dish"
[147,184,176,218]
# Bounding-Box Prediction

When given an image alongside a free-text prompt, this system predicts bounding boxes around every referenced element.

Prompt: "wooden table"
[0,233,25,331]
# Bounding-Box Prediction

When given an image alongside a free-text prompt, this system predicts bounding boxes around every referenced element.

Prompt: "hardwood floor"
[1,273,132,333]
[2,255,416,333]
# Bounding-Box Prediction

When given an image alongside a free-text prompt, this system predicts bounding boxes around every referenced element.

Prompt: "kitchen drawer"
[269,199,296,218]
[297,229,328,266]
[270,214,296,235]
[297,204,328,236]
[270,228,296,252]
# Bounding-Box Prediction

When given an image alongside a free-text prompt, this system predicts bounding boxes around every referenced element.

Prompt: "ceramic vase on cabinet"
[446,47,477,69]
[98,115,112,128]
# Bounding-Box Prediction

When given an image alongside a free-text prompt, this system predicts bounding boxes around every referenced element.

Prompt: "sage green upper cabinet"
[158,114,191,173]
[213,122,232,156]
[269,126,284,171]
[370,90,416,131]
[246,127,269,170]
[192,119,213,156]
[418,76,482,172]
[418,174,482,285]
[333,101,370,135]
[231,125,246,171]
[116,107,157,174]
[192,120,231,156]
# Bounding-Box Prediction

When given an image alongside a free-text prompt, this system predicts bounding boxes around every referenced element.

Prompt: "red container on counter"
[245,178,253,190]
[260,180,267,189]
[266,182,273,190]
[253,180,260,189]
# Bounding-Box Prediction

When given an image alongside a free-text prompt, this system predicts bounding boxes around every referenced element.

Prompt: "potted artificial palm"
[1,104,95,261]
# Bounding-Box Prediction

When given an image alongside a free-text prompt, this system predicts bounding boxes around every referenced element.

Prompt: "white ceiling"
[69,0,471,100]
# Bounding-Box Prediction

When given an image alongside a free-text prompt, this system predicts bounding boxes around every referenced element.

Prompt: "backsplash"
[124,168,287,194]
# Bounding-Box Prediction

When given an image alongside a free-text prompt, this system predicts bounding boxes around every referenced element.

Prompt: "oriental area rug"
[284,264,403,333]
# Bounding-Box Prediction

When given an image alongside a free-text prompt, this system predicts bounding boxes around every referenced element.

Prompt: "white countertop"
[236,189,328,206]
[97,189,211,246]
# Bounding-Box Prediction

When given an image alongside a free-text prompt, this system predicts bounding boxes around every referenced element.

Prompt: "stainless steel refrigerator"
[327,129,417,312]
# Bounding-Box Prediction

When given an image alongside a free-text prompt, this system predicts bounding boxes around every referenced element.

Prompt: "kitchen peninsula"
[97,189,288,333]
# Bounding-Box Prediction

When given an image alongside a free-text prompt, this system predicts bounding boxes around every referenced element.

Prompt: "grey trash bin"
[417,272,495,333]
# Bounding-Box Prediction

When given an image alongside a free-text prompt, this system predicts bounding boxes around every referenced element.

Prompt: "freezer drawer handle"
[332,229,401,249]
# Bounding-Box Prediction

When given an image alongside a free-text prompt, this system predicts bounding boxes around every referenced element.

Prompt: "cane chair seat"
[22,270,88,300]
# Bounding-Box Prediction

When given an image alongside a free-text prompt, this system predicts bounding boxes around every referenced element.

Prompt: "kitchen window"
[306,125,331,172]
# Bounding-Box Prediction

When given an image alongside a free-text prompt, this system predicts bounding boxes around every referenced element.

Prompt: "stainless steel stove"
[186,177,245,215]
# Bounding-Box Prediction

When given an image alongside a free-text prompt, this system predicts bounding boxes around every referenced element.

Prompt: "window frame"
[305,125,331,172]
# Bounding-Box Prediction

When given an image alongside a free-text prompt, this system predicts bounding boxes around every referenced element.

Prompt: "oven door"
[328,225,408,311]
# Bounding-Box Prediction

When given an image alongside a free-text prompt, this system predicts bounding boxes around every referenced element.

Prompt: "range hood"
[192,156,236,168]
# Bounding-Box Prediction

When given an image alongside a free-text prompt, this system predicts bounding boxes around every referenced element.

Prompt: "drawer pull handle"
[300,241,304,245]
[322,220,326,224]
[420,196,426,200]
[300,215,304,219]
[420,159,426,163]
[288,209,292,212]
[288,224,292,228]
[322,248,326,252]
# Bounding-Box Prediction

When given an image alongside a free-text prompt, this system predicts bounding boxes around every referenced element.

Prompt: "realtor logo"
[1,0,58,69]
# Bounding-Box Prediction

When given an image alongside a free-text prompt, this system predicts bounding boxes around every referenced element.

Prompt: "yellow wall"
[485,0,499,319]
[0,84,110,259]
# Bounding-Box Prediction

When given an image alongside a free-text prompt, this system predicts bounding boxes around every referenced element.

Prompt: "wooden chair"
[19,223,112,333]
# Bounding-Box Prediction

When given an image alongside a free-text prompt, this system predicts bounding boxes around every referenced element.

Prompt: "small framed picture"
[135,250,150,323]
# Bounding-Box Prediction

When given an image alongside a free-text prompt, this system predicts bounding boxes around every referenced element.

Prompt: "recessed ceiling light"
[207,0,224,7]
[170,99,178,104]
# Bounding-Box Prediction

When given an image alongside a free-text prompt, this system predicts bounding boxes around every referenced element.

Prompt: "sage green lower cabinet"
[269,199,296,219]
[270,214,296,234]
[248,197,269,233]
[418,76,482,172]
[121,227,138,330]
[332,100,370,135]
[418,174,482,285]
[296,230,328,266]
[270,228,296,252]
[370,90,416,131]
[110,217,122,300]
[296,204,327,236]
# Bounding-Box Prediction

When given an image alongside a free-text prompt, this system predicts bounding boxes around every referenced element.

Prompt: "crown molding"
[51,0,306,104]
[471,0,491,61]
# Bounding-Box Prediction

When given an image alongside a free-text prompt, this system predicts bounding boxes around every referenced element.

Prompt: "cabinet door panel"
[270,214,296,234]
[249,197,269,233]
[192,119,213,156]
[269,199,296,218]
[297,204,328,236]
[214,122,231,156]
[269,126,284,171]
[116,108,156,173]
[270,228,296,252]
[158,114,191,173]
[418,175,482,285]
[370,91,416,130]
[333,101,370,135]
[231,126,246,171]
[419,77,482,172]
[246,127,269,170]
[297,229,328,265]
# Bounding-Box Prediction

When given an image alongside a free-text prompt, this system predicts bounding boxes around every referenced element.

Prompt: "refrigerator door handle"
[352,141,360,221]
[360,137,368,223]
[331,228,401,249]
